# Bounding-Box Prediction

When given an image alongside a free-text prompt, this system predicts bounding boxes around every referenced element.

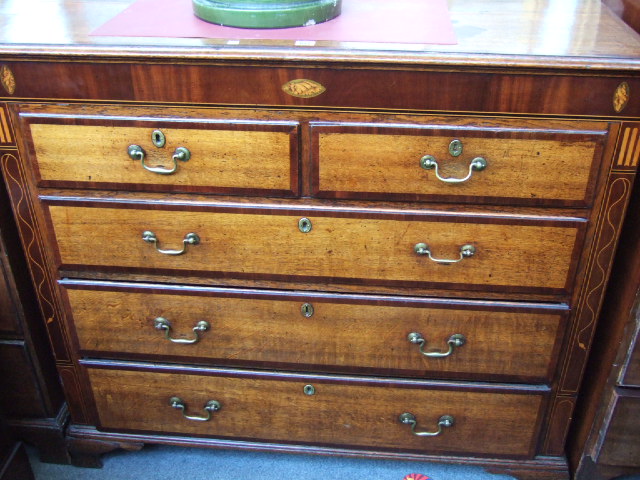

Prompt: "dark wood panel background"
[2,61,639,117]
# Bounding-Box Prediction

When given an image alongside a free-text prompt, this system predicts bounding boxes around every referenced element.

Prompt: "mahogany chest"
[1,1,639,478]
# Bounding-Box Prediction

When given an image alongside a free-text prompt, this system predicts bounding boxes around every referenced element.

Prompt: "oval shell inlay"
[282,79,326,98]
[613,82,630,113]
[0,65,16,95]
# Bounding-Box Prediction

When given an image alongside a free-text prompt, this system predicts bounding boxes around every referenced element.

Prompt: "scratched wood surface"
[28,122,296,193]
[47,204,581,292]
[65,286,566,382]
[314,123,607,206]
[87,366,545,457]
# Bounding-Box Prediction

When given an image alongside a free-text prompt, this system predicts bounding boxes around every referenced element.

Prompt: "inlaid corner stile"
[617,127,640,168]
[0,105,12,145]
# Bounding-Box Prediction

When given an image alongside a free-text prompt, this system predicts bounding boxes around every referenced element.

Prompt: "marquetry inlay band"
[613,82,630,113]
[0,65,16,95]
[282,79,326,98]
[617,127,640,167]
[0,107,12,144]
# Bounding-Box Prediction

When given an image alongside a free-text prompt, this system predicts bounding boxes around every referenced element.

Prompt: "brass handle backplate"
[142,230,200,255]
[398,413,454,437]
[420,155,487,183]
[407,332,466,358]
[154,317,210,344]
[128,144,190,175]
[169,396,221,422]
[414,243,476,264]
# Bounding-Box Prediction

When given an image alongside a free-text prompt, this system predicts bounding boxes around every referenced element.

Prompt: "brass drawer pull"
[420,155,487,184]
[398,413,454,437]
[414,243,476,264]
[169,396,221,422]
[128,144,190,175]
[142,230,200,255]
[154,317,210,344]
[407,332,466,358]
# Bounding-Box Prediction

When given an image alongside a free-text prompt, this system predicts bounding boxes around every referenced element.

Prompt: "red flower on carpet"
[403,474,430,480]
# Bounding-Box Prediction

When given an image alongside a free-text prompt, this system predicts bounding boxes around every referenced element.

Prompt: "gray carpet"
[29,445,518,480]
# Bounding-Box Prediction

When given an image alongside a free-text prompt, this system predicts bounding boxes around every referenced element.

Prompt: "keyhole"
[301,303,314,318]
[298,217,312,233]
[152,130,166,148]
[449,139,463,157]
[303,385,316,396]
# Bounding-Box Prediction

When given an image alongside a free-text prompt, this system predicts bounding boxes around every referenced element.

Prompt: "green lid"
[192,0,342,29]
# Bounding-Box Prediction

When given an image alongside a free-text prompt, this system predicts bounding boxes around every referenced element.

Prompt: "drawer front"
[0,342,47,418]
[619,312,640,387]
[598,389,640,467]
[47,204,583,294]
[87,365,546,457]
[20,111,298,196]
[63,281,567,382]
[0,270,19,335]
[311,121,608,206]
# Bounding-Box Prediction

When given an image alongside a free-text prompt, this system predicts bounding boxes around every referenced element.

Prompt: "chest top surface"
[0,0,639,70]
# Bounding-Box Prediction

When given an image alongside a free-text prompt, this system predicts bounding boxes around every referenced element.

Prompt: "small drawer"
[311,119,609,207]
[47,202,584,295]
[86,364,546,458]
[18,107,299,196]
[62,280,568,383]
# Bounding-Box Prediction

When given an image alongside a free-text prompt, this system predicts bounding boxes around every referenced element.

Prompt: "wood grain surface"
[47,204,581,292]
[1,1,638,473]
[621,325,640,387]
[1,0,640,66]
[64,285,566,382]
[27,121,297,194]
[4,61,640,118]
[87,366,545,457]
[313,122,607,206]
[0,269,19,334]
[597,389,640,466]
[0,342,48,418]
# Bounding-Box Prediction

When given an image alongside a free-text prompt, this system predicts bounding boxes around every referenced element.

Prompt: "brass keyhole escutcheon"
[449,139,463,157]
[298,217,312,233]
[301,303,314,318]
[152,130,166,148]
[303,385,316,396]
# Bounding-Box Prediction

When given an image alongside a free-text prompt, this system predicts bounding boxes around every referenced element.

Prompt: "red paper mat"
[91,0,457,45]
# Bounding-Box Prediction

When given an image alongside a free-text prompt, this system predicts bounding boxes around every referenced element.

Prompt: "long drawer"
[86,363,547,458]
[62,280,568,383]
[47,203,584,295]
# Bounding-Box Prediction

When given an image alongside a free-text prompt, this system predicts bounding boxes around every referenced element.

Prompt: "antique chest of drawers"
[1,1,640,479]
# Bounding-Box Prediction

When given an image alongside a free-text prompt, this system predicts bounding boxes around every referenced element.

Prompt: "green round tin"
[192,0,342,29]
